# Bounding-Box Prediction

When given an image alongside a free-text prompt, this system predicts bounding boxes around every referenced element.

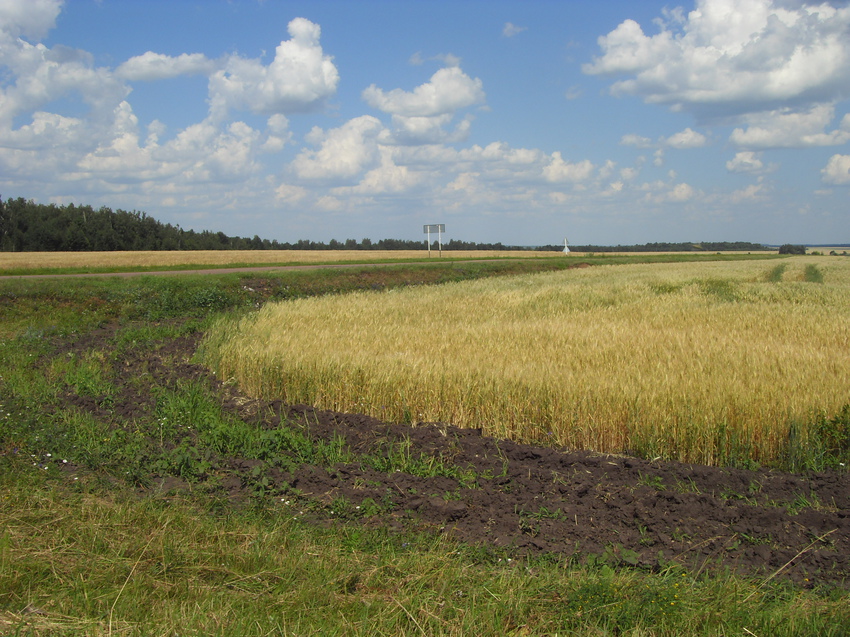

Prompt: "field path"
[0,258,509,279]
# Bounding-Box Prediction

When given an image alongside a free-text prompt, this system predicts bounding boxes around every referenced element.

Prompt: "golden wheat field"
[0,249,561,272]
[201,256,850,466]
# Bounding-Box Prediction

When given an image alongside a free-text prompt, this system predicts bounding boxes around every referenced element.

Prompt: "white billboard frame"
[423,224,445,257]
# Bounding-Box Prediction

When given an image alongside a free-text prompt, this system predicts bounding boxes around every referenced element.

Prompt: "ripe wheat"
[202,257,850,465]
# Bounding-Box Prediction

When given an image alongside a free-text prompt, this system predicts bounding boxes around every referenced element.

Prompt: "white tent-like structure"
[563,237,570,254]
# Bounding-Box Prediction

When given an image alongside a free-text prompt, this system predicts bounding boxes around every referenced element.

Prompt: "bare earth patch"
[52,325,850,588]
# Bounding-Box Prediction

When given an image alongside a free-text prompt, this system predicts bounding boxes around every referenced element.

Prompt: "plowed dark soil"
[56,325,850,588]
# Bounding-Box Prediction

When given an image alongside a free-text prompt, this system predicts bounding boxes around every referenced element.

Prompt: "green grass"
[1,257,848,636]
[2,471,847,636]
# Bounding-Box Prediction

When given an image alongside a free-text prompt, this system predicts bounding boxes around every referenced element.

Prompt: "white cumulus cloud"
[0,0,62,40]
[645,182,697,203]
[292,116,385,181]
[503,22,527,37]
[335,148,423,195]
[726,151,765,173]
[117,52,217,81]
[584,0,850,120]
[665,183,696,202]
[543,152,594,183]
[363,66,485,144]
[730,181,768,203]
[621,133,653,148]
[663,127,707,149]
[208,17,339,119]
[821,154,850,185]
[363,66,485,118]
[0,37,129,127]
[730,104,850,148]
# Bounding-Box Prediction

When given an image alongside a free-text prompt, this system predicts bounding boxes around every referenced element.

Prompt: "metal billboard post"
[423,224,445,257]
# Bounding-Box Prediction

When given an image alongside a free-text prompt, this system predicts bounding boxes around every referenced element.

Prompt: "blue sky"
[2,0,849,246]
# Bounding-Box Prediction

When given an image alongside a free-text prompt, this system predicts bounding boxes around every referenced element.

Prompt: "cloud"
[261,114,291,152]
[335,148,423,195]
[363,66,484,118]
[726,151,765,173]
[621,133,653,148]
[503,22,527,37]
[363,65,485,144]
[620,166,640,181]
[274,183,308,204]
[0,0,62,40]
[435,53,462,68]
[117,52,217,81]
[208,17,339,119]
[389,113,475,145]
[409,51,461,68]
[291,116,384,181]
[564,86,583,100]
[663,182,696,202]
[821,154,850,185]
[74,102,266,185]
[642,180,697,203]
[584,0,850,121]
[0,36,129,127]
[622,128,707,152]
[542,152,595,183]
[730,181,769,203]
[663,127,707,149]
[730,104,850,148]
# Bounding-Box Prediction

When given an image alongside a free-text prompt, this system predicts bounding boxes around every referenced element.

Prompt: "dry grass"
[202,256,850,466]
[0,249,559,272]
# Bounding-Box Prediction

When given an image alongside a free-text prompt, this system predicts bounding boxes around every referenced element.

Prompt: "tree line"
[1,196,768,253]
[537,241,768,252]
[0,197,532,252]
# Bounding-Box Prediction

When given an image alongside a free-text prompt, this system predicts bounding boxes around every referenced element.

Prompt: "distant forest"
[1,196,768,253]
[539,241,769,253]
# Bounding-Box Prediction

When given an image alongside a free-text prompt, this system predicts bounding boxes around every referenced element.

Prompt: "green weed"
[766,263,787,282]
[363,436,477,485]
[804,264,824,283]
[637,473,665,491]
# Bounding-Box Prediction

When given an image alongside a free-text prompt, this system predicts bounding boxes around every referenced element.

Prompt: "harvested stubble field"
[1,253,849,635]
[0,249,559,274]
